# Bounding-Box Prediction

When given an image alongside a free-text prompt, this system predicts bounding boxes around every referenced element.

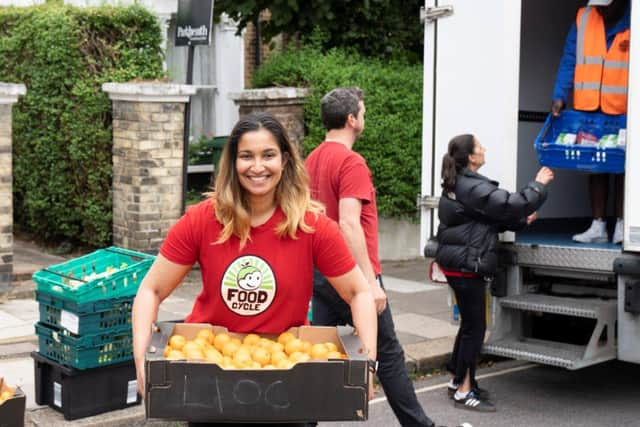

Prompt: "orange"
[237,345,253,356]
[263,364,276,369]
[243,333,261,346]
[213,333,231,351]
[325,342,338,352]
[302,340,312,354]
[230,337,242,347]
[310,343,329,360]
[257,337,274,349]
[222,341,240,357]
[233,351,252,369]
[196,329,215,345]
[182,341,201,354]
[185,348,205,360]
[276,358,295,369]
[221,356,234,369]
[270,351,287,366]
[288,351,310,364]
[194,337,210,350]
[271,342,285,353]
[163,345,171,357]
[205,348,223,364]
[277,331,295,346]
[252,347,271,366]
[168,334,186,350]
[284,338,304,355]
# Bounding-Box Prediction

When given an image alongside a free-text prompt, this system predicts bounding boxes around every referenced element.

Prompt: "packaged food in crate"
[35,322,133,369]
[36,291,133,336]
[33,246,155,304]
[534,110,626,173]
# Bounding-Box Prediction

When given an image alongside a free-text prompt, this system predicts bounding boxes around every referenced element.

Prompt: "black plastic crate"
[31,351,140,420]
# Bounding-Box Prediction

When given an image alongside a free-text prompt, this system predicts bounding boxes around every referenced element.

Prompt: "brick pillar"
[0,83,26,296]
[102,83,196,253]
[230,87,309,149]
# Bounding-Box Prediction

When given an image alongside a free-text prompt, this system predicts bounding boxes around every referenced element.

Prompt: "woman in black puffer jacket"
[436,134,554,412]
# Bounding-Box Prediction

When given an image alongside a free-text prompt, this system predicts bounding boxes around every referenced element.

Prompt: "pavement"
[0,237,458,426]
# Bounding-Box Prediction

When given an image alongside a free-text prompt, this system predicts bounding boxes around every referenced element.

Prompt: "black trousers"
[312,270,435,427]
[445,275,487,387]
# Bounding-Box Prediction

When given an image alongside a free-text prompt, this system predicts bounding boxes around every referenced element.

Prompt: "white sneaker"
[573,219,608,243]
[612,218,623,244]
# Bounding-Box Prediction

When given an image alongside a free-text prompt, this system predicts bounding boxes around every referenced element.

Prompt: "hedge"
[253,46,423,219]
[0,3,165,247]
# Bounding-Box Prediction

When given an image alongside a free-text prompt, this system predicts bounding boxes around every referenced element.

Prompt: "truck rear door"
[419,0,522,252]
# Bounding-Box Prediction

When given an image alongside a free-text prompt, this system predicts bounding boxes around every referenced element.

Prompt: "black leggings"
[445,275,487,386]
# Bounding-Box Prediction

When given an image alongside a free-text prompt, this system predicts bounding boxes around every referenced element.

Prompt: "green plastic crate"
[36,292,133,336]
[33,247,155,304]
[35,322,133,369]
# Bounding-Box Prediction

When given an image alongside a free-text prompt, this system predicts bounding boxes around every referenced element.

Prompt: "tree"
[215,0,423,61]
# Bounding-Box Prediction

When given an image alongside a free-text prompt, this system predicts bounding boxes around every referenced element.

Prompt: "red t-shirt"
[160,200,356,334]
[305,141,381,275]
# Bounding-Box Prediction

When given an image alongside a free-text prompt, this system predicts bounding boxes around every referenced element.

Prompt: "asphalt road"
[321,359,640,427]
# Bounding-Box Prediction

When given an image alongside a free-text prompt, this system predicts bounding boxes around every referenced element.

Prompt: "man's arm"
[552,23,577,115]
[338,197,387,314]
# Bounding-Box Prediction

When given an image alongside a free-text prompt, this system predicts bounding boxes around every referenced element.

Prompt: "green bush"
[0,3,164,246]
[253,46,423,219]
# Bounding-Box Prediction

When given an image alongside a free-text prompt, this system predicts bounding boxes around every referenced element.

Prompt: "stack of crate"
[31,246,155,419]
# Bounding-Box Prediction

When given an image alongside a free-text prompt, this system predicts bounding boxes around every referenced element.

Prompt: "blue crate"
[534,110,626,173]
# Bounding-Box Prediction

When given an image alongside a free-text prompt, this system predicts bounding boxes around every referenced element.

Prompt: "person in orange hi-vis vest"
[551,0,629,245]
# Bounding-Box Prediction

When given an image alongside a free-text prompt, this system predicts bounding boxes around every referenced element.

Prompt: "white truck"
[419,0,640,369]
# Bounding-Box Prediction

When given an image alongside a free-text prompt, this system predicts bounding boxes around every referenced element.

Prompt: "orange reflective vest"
[574,6,630,114]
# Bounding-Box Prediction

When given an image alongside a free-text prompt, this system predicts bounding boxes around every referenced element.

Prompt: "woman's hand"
[535,167,554,185]
[527,212,537,225]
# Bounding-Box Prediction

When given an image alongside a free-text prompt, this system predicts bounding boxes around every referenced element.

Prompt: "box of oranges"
[0,377,26,427]
[144,322,369,423]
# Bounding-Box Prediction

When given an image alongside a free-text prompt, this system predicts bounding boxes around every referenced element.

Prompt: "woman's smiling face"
[235,128,285,202]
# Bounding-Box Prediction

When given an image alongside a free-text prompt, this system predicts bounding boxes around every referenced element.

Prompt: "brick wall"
[0,83,25,296]
[103,83,196,253]
[0,104,12,293]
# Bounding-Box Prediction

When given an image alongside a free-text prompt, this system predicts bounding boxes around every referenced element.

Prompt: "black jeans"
[445,275,487,387]
[312,270,435,427]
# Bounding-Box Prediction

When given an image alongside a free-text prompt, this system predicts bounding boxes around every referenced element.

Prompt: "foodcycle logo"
[222,256,276,316]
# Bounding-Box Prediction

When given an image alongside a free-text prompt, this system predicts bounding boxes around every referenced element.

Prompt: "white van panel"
[420,0,521,251]
[625,0,640,252]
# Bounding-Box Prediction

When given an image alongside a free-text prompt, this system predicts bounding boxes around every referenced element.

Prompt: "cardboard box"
[0,378,26,427]
[145,322,369,423]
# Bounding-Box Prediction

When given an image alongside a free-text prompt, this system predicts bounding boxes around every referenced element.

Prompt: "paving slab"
[393,313,459,340]
[382,276,440,293]
[0,356,40,409]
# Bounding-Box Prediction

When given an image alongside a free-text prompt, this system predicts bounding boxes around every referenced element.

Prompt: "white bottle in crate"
[618,128,627,148]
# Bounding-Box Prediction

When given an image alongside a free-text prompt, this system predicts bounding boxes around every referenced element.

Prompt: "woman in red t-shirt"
[131,113,377,425]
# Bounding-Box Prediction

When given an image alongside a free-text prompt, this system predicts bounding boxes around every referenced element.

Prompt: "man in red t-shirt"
[305,87,438,427]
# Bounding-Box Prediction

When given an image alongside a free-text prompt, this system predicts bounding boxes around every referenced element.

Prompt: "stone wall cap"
[229,87,309,101]
[0,83,26,104]
[102,82,197,103]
